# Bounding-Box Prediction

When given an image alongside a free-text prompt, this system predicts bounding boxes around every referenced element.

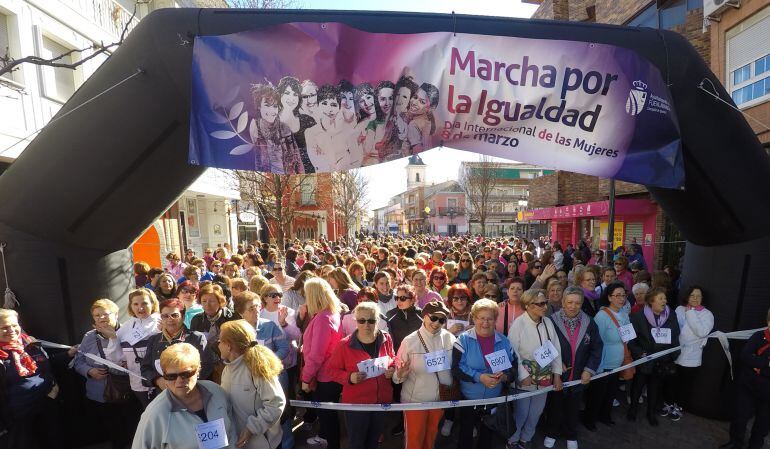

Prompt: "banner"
[189,23,683,188]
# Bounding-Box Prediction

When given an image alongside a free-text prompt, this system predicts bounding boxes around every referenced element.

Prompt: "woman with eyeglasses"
[614,256,634,292]
[392,301,455,449]
[116,289,161,408]
[177,280,202,328]
[446,283,473,336]
[524,262,544,290]
[585,281,631,430]
[428,266,449,299]
[453,299,516,449]
[325,302,396,449]
[300,278,344,449]
[385,285,423,355]
[269,262,297,293]
[544,277,564,316]
[412,270,442,309]
[454,252,474,285]
[574,266,600,318]
[219,320,286,449]
[508,290,563,449]
[74,299,140,449]
[132,343,237,449]
[542,286,603,449]
[141,299,213,396]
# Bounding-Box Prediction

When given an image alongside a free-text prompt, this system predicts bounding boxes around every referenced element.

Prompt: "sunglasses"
[451,296,468,301]
[461,259,471,262]
[531,301,548,308]
[395,295,412,302]
[428,315,447,324]
[273,267,283,271]
[267,293,283,298]
[161,312,182,320]
[162,370,197,381]
[356,318,377,324]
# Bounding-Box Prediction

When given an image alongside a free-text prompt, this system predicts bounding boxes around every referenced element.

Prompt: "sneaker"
[638,395,644,404]
[440,419,454,437]
[670,404,683,421]
[543,436,557,448]
[306,436,327,446]
[567,441,579,449]
[659,402,673,417]
[613,399,621,407]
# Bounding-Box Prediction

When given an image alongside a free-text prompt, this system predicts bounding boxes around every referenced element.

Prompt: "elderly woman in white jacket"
[393,301,456,449]
[117,288,161,408]
[508,289,563,449]
[219,319,286,449]
[664,286,714,421]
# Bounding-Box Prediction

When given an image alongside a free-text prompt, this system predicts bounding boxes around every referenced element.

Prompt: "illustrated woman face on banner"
[375,81,394,120]
[317,85,341,122]
[260,97,279,123]
[278,76,301,115]
[355,83,376,121]
[301,80,318,110]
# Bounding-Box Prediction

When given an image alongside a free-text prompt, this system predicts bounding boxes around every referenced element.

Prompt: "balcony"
[437,207,466,217]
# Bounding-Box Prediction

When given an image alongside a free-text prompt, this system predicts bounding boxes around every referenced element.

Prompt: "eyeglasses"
[432,276,446,280]
[92,312,113,319]
[356,318,377,324]
[162,370,197,381]
[273,267,283,271]
[161,312,182,320]
[180,288,196,294]
[267,292,283,298]
[531,301,548,308]
[451,296,468,301]
[212,264,222,268]
[394,295,411,302]
[428,315,447,324]
[484,294,498,299]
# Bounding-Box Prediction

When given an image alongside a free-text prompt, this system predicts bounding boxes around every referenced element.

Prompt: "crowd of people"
[1,234,768,449]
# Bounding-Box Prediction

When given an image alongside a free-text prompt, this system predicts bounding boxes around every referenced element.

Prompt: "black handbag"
[96,337,133,403]
[481,392,517,440]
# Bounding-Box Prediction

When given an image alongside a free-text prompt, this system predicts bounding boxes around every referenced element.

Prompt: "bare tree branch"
[459,155,502,236]
[331,170,369,241]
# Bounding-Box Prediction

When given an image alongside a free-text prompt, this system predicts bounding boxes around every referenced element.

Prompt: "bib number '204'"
[196,417,228,449]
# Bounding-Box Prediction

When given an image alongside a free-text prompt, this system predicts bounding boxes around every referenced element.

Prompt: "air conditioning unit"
[704,0,739,20]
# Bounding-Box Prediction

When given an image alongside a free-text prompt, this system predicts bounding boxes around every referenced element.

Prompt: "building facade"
[424,180,468,236]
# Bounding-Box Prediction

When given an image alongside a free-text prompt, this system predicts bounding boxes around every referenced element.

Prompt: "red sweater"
[324,331,395,404]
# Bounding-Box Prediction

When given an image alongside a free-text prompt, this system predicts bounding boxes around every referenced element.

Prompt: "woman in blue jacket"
[542,286,603,449]
[452,298,516,449]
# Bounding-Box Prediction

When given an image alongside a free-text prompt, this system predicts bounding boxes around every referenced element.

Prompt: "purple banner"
[189,22,683,188]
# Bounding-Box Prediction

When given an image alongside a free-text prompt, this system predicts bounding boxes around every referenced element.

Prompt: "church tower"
[406,154,426,190]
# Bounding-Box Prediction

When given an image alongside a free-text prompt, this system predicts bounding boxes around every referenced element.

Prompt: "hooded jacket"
[549,310,603,389]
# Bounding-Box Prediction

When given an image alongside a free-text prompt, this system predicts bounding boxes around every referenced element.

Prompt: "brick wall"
[529,173,558,207]
[528,171,601,207]
[598,179,648,197]
[594,0,647,25]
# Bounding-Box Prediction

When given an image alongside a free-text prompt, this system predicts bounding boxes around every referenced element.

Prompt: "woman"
[190,283,235,346]
[469,273,487,303]
[614,256,634,291]
[667,285,714,421]
[233,290,290,369]
[393,301,456,449]
[166,252,186,279]
[446,283,473,336]
[220,320,286,449]
[453,299,516,449]
[300,79,318,119]
[393,76,418,153]
[325,302,396,449]
[373,271,397,315]
[305,85,344,173]
[496,277,525,335]
[348,260,368,288]
[364,80,397,163]
[154,272,177,301]
[282,270,315,330]
[429,266,449,299]
[117,289,161,408]
[454,252,474,285]
[585,281,632,430]
[385,284,423,354]
[132,343,237,449]
[508,289,563,448]
[505,259,519,281]
[341,287,388,336]
[277,76,315,173]
[542,287,603,449]
[405,83,439,153]
[364,258,378,283]
[544,277,564,316]
[631,282,650,315]
[444,261,458,285]
[627,287,680,426]
[134,261,150,288]
[575,266,600,317]
[412,269,442,308]
[141,298,212,392]
[250,83,299,173]
[524,262,543,290]
[719,307,770,449]
[327,267,361,310]
[0,309,72,449]
[552,242,564,270]
[300,278,343,449]
[178,281,202,328]
[74,299,139,449]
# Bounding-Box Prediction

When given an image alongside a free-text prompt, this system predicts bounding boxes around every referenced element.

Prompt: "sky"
[300,0,540,210]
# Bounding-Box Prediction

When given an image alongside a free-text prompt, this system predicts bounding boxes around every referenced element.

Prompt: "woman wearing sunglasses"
[385,285,423,355]
[219,320,286,449]
[508,290,563,449]
[325,302,396,449]
[341,287,389,336]
[454,252,474,285]
[140,299,212,395]
[428,267,449,299]
[392,301,455,449]
[446,284,473,336]
[132,342,237,449]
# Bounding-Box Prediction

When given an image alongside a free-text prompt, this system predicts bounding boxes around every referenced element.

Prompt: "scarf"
[643,304,670,329]
[581,288,599,302]
[0,334,37,377]
[556,309,581,335]
[377,291,392,303]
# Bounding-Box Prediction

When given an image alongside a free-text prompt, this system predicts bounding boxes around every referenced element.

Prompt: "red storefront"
[519,199,658,269]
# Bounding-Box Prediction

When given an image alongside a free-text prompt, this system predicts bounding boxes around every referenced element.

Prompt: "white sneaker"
[441,419,454,437]
[638,395,644,404]
[567,440,579,449]
[670,404,683,421]
[659,402,672,417]
[307,436,327,446]
[543,436,556,448]
[473,427,478,438]
[613,399,621,407]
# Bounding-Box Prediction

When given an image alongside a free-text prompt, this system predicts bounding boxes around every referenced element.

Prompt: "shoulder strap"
[95,334,106,359]
[416,330,444,386]
[602,307,621,328]
[504,302,509,336]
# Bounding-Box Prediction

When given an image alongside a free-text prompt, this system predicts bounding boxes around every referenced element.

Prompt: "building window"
[40,36,76,103]
[415,173,420,182]
[627,0,700,30]
[448,198,457,208]
[0,12,14,82]
[300,176,316,205]
[727,10,770,108]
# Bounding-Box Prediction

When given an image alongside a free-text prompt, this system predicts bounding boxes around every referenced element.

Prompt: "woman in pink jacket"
[301,278,343,449]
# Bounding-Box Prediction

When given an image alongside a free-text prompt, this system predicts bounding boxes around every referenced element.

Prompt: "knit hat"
[422,300,450,318]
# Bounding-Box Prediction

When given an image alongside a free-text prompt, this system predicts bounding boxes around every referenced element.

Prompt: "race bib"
[447,319,469,331]
[533,340,559,369]
[652,327,671,344]
[423,349,450,373]
[196,417,228,449]
[356,356,390,378]
[125,327,148,346]
[618,323,637,343]
[484,349,512,373]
